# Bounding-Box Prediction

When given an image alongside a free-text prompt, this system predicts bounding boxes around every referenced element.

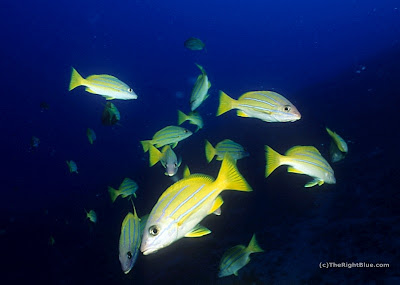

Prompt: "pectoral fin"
[184,225,211,238]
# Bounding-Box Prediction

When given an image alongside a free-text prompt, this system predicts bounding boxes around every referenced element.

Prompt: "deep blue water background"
[1,1,399,284]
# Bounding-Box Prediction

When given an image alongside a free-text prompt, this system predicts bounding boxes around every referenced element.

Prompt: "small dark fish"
[31,136,40,148]
[184,37,205,51]
[101,102,120,126]
[40,101,49,111]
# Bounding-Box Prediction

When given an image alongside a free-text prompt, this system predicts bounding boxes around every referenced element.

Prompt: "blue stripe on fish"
[291,158,333,173]
[169,184,206,217]
[242,97,277,107]
[175,188,218,224]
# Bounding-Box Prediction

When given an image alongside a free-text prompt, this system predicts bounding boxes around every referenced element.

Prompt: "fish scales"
[220,246,246,272]
[155,177,215,225]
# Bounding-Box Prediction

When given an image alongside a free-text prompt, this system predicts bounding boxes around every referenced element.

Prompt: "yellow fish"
[140,155,252,255]
[326,127,348,153]
[265,145,336,187]
[218,234,263,277]
[108,178,138,203]
[85,209,97,223]
[329,141,346,163]
[177,110,203,132]
[86,128,96,144]
[119,204,141,274]
[68,67,138,100]
[184,37,205,51]
[190,64,211,111]
[101,102,120,126]
[66,160,78,173]
[148,145,181,176]
[205,139,249,163]
[217,90,301,122]
[141,126,192,152]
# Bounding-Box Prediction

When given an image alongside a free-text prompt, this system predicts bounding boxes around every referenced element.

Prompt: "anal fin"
[209,195,223,215]
[237,110,250,117]
[287,167,304,174]
[304,178,323,188]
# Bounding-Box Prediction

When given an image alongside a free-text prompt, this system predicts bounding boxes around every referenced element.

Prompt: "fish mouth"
[293,111,302,120]
[123,268,132,274]
[141,242,158,255]
[141,247,158,256]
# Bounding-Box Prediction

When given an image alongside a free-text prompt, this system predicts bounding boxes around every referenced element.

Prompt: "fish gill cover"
[0,0,399,284]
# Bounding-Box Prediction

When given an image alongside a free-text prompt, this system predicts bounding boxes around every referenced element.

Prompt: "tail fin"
[108,186,119,203]
[177,110,188,125]
[149,144,162,167]
[265,145,282,178]
[140,140,152,152]
[69,67,84,91]
[204,140,216,163]
[217,91,235,116]
[246,234,264,253]
[215,154,252,192]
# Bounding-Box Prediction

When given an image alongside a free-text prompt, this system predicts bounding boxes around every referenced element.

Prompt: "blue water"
[1,1,399,284]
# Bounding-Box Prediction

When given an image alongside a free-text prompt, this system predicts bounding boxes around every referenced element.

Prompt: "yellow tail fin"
[140,140,152,152]
[108,186,119,203]
[246,234,264,253]
[217,91,235,116]
[177,110,188,125]
[215,154,252,192]
[149,144,162,167]
[265,145,282,178]
[205,140,216,163]
[69,67,84,91]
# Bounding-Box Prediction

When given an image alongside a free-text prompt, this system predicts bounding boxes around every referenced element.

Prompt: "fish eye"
[127,251,132,259]
[174,163,177,167]
[183,129,188,133]
[149,225,160,236]
[128,88,133,93]
[283,105,291,112]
